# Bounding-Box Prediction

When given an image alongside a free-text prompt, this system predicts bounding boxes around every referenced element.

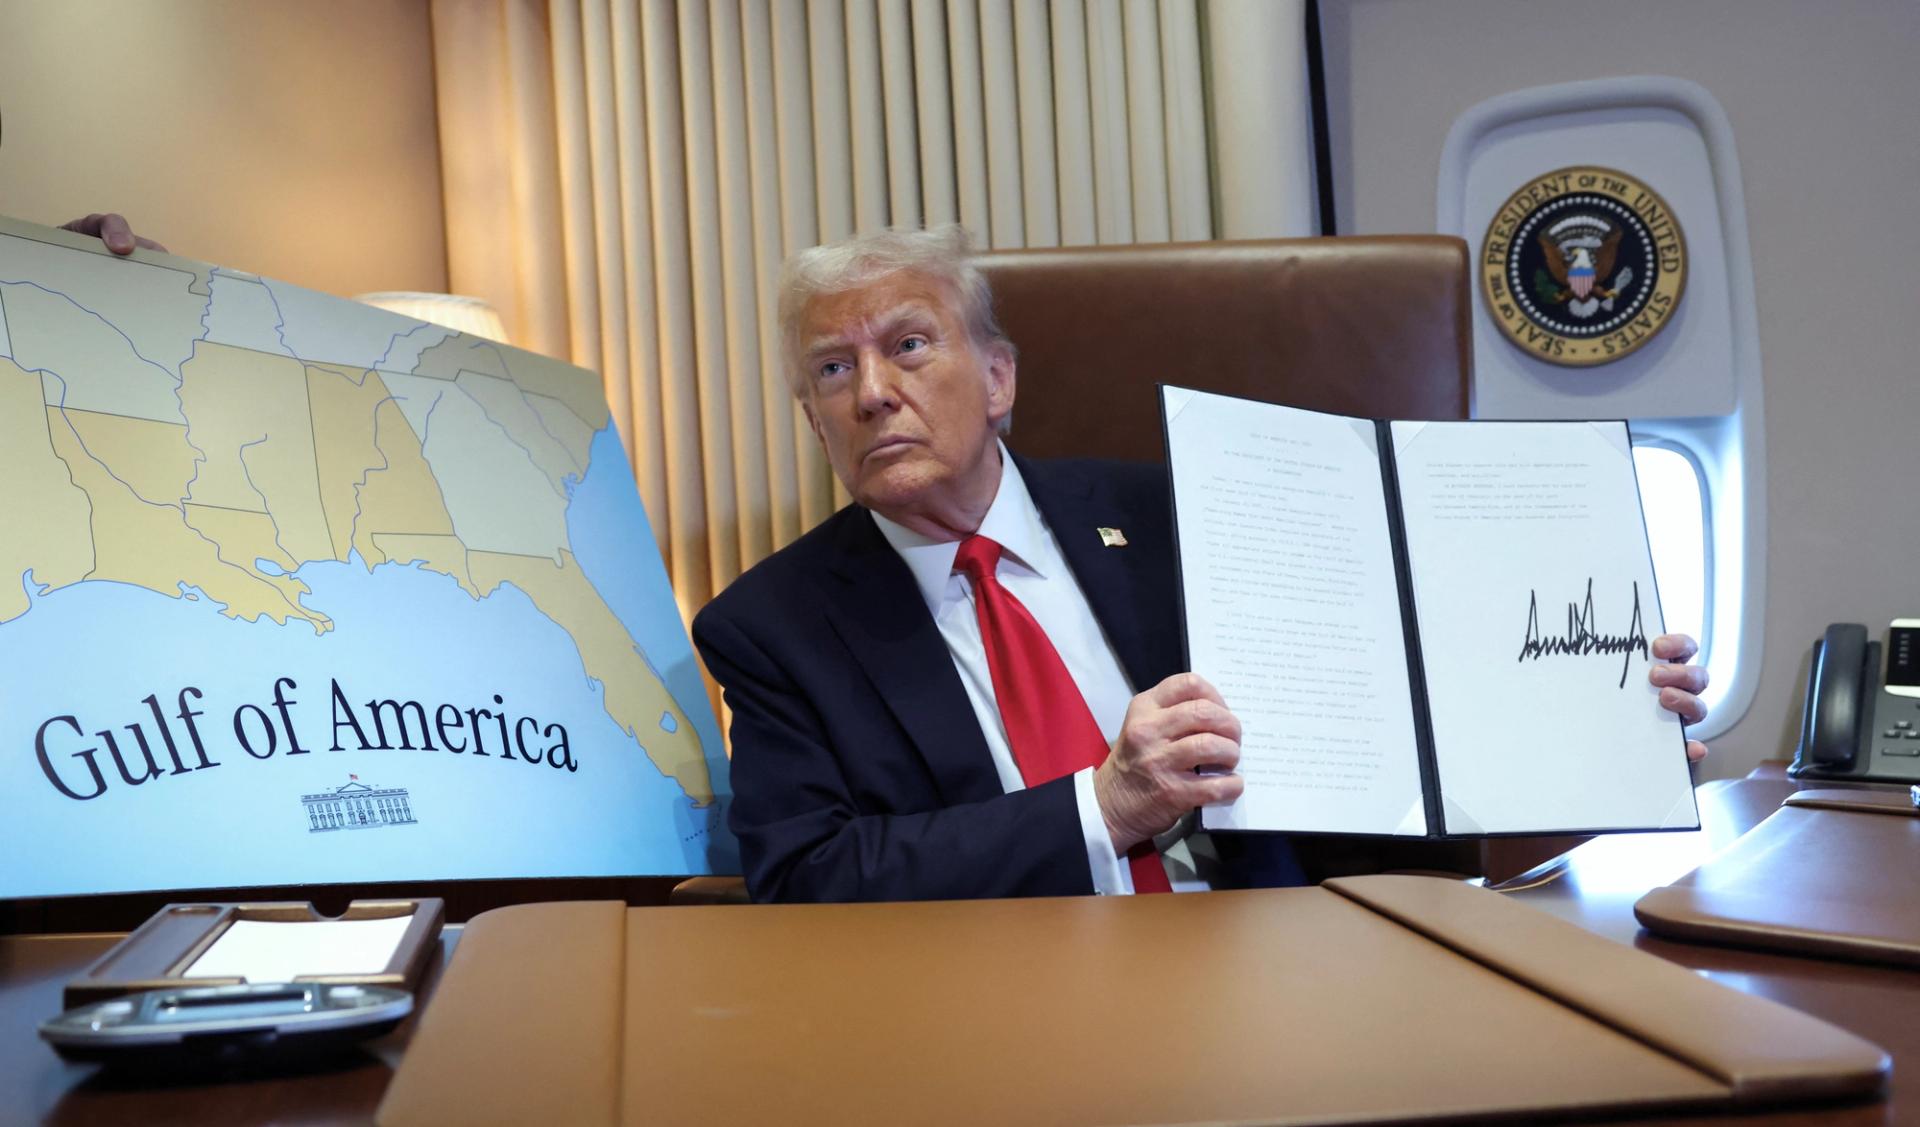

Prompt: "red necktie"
[953,535,1172,894]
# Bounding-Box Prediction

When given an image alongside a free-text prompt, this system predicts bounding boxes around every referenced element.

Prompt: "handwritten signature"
[1517,578,1649,689]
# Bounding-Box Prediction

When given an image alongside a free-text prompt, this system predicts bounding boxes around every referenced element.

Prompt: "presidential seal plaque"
[1480,166,1686,367]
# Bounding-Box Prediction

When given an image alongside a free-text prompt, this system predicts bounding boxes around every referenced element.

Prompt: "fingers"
[1191,772,1244,806]
[1163,697,1240,743]
[1659,687,1709,725]
[1651,633,1698,662]
[1649,635,1709,726]
[1119,699,1240,780]
[1649,661,1709,694]
[58,212,143,255]
[1114,697,1240,771]
[96,213,136,255]
[1166,731,1240,773]
[1685,739,1708,764]
[1146,671,1226,710]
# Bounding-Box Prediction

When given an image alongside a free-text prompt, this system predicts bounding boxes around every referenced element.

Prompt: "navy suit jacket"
[692,454,1299,902]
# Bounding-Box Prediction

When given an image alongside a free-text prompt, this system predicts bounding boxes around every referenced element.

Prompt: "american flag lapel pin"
[1097,527,1128,548]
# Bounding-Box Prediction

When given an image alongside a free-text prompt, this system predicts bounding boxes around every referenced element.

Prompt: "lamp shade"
[354,291,508,344]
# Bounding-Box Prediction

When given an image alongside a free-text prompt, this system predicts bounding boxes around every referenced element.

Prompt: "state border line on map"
[182,500,270,517]
[298,357,337,553]
[48,403,190,429]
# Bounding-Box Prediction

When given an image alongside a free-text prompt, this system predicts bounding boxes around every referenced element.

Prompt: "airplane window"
[1632,442,1708,661]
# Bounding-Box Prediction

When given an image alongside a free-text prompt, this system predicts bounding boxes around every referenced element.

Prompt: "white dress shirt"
[871,445,1205,894]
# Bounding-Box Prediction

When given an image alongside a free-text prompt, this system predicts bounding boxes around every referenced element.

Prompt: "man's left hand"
[59,213,167,256]
[1650,633,1709,763]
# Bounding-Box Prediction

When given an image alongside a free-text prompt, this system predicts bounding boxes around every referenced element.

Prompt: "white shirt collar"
[871,441,1051,612]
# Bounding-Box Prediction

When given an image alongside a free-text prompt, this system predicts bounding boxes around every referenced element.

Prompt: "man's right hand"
[1094,673,1243,854]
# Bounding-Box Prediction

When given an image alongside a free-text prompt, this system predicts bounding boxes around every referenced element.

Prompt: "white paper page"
[184,915,414,983]
[1164,388,1426,835]
[1390,421,1696,834]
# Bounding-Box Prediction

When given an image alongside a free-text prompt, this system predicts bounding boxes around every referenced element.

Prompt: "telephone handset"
[1790,620,1920,782]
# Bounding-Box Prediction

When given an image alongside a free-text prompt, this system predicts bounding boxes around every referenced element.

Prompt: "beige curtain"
[429,0,1311,626]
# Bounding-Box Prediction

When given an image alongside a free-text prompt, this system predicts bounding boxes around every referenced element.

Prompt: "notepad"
[185,915,415,984]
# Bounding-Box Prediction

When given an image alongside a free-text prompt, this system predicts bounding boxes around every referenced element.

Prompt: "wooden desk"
[4,777,1913,1125]
[1503,777,1917,1126]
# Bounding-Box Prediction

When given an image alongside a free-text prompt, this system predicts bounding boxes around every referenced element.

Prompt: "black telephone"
[1789,620,1920,782]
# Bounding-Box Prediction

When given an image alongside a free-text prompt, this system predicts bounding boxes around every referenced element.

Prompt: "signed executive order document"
[1162,386,1697,839]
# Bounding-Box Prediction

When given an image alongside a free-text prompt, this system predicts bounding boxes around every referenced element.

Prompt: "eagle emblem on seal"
[1536,215,1633,319]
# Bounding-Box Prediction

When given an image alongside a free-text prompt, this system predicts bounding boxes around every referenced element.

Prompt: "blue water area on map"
[1,503,735,896]
[563,423,734,811]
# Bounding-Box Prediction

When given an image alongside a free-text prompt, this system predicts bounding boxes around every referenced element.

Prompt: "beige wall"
[1324,0,1920,777]
[0,0,445,297]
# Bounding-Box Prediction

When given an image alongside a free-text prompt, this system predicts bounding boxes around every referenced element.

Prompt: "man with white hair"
[692,226,1711,903]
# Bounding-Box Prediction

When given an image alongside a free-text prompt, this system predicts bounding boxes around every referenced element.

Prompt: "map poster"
[0,217,736,898]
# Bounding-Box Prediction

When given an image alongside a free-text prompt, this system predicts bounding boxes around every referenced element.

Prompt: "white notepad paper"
[184,915,414,984]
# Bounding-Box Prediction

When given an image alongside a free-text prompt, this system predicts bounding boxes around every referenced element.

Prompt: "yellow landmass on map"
[61,407,196,506]
[305,362,389,562]
[301,362,475,591]
[469,548,712,805]
[0,358,93,623]
[371,532,470,575]
[351,394,477,595]
[44,405,330,631]
[179,342,333,564]
[182,503,299,577]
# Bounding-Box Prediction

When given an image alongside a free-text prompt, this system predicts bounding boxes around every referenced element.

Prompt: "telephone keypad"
[1873,698,1920,765]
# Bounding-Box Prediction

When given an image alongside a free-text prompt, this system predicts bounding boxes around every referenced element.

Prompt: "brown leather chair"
[977,235,1472,463]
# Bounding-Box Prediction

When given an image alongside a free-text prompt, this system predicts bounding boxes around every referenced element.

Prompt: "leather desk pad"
[1637,788,1920,967]
[379,876,1886,1126]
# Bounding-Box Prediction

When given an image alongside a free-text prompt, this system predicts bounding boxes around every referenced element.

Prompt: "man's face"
[796,270,1014,525]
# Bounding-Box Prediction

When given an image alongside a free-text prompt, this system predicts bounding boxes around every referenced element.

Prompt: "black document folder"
[1160,384,1697,839]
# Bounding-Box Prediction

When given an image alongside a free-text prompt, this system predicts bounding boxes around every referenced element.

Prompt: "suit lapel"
[819,508,1004,805]
[1017,454,1182,693]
